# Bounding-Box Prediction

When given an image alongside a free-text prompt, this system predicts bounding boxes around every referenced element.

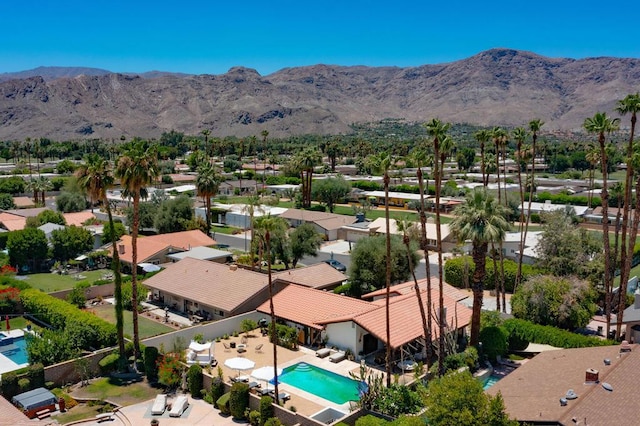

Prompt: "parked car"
[324,259,347,272]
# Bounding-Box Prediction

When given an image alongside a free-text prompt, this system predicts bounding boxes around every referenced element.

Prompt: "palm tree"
[370,151,393,387]
[201,129,211,161]
[397,218,431,366]
[523,119,544,285]
[450,188,509,346]
[411,147,433,367]
[512,127,528,291]
[585,146,600,208]
[296,148,322,209]
[196,163,220,238]
[115,141,159,364]
[584,112,620,339]
[242,194,264,268]
[424,118,451,376]
[36,176,52,207]
[474,130,491,187]
[76,154,126,364]
[615,93,640,338]
[491,127,508,204]
[253,215,287,402]
[261,130,269,189]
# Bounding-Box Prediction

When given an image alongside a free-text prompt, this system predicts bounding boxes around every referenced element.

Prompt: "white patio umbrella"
[251,366,283,388]
[224,357,256,376]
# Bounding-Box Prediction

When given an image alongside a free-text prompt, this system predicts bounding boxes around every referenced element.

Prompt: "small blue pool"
[277,362,363,404]
[0,335,29,365]
[483,374,502,390]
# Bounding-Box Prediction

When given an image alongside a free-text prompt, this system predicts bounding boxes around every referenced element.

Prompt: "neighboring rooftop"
[274,263,347,290]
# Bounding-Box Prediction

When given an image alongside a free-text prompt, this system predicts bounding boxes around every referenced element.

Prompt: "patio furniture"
[316,348,331,358]
[247,381,261,390]
[269,390,291,402]
[241,336,248,344]
[169,395,189,417]
[255,344,264,353]
[223,343,231,352]
[151,394,167,415]
[329,351,346,363]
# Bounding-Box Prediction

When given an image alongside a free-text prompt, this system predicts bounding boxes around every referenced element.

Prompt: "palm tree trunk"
[480,143,486,187]
[470,242,488,346]
[491,243,500,312]
[206,196,211,237]
[131,194,141,365]
[416,167,433,367]
[434,144,445,377]
[266,231,279,400]
[515,144,526,291]
[106,199,126,363]
[383,171,392,388]
[599,132,612,339]
[522,135,537,289]
[616,112,637,338]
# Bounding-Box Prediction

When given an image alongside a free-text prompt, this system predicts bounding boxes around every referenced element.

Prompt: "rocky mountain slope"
[1,49,638,140]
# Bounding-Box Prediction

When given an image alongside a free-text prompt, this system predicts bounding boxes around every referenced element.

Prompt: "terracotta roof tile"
[0,212,26,231]
[0,395,34,425]
[107,235,170,265]
[144,257,269,313]
[362,278,468,302]
[256,285,375,330]
[63,211,96,226]
[145,229,216,250]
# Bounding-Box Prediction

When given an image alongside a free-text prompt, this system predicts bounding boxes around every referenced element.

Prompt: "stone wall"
[48,282,115,302]
[44,348,113,387]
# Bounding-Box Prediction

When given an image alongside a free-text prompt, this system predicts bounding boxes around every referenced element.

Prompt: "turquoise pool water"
[0,336,29,365]
[483,374,502,390]
[277,362,363,404]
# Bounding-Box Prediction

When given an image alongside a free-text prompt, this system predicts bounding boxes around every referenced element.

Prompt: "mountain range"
[1,48,638,140]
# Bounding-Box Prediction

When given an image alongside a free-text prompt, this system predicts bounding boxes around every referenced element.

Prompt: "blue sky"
[2,1,638,76]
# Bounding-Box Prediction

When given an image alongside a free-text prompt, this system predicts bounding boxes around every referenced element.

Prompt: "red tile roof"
[256,285,376,330]
[145,229,216,250]
[107,235,170,265]
[0,212,26,231]
[362,277,468,302]
[0,395,34,425]
[63,211,96,226]
[345,289,472,348]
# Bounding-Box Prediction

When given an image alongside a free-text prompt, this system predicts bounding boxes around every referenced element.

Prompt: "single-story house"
[144,257,278,321]
[586,206,635,225]
[342,217,457,251]
[12,196,36,209]
[279,209,357,241]
[37,222,65,242]
[257,284,472,360]
[487,343,639,425]
[63,211,96,227]
[502,231,543,265]
[362,277,468,303]
[520,201,589,218]
[105,229,216,270]
[622,290,640,343]
[0,207,49,231]
[218,180,258,196]
[197,203,287,229]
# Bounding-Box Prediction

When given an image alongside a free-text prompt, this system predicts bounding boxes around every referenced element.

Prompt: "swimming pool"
[0,334,29,366]
[483,374,502,390]
[277,362,363,404]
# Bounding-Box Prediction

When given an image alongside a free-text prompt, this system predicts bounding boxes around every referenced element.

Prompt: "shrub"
[216,392,231,415]
[502,318,615,350]
[98,353,120,374]
[28,363,45,389]
[158,354,184,389]
[264,418,282,426]
[249,410,261,426]
[479,326,508,362]
[259,395,274,426]
[444,256,541,292]
[0,371,19,399]
[229,382,250,419]
[144,346,159,382]
[18,378,30,391]
[211,376,226,404]
[187,364,203,398]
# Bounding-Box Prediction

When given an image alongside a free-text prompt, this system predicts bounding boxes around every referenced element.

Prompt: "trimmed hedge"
[229,382,250,419]
[20,288,117,349]
[188,364,204,398]
[444,256,541,293]
[259,395,274,426]
[144,346,159,382]
[99,353,120,374]
[502,318,615,350]
[216,392,231,415]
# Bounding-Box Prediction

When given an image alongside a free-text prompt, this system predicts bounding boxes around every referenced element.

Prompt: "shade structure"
[224,357,255,375]
[251,366,283,385]
[138,263,161,273]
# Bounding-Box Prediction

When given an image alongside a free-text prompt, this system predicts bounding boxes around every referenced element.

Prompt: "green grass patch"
[53,401,113,425]
[3,316,28,331]
[211,225,240,235]
[21,269,113,293]
[91,305,174,339]
[71,377,159,406]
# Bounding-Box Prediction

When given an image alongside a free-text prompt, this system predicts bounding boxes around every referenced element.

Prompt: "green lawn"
[91,304,173,339]
[1,316,28,332]
[68,376,159,407]
[21,269,112,293]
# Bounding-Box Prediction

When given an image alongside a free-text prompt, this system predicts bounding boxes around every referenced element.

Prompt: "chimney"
[585,368,599,383]
[118,244,125,255]
[635,290,640,309]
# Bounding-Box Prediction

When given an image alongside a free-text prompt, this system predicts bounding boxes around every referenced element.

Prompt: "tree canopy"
[311,176,351,213]
[289,223,323,268]
[51,226,94,262]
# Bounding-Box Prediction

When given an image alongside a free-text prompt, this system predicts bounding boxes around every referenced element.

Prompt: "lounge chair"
[223,343,231,352]
[255,344,264,353]
[316,348,331,358]
[329,351,346,363]
[269,390,291,402]
[151,394,167,415]
[259,385,275,396]
[169,395,189,417]
[247,381,261,390]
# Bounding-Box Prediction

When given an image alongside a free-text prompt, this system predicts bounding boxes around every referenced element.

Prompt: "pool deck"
[0,329,28,377]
